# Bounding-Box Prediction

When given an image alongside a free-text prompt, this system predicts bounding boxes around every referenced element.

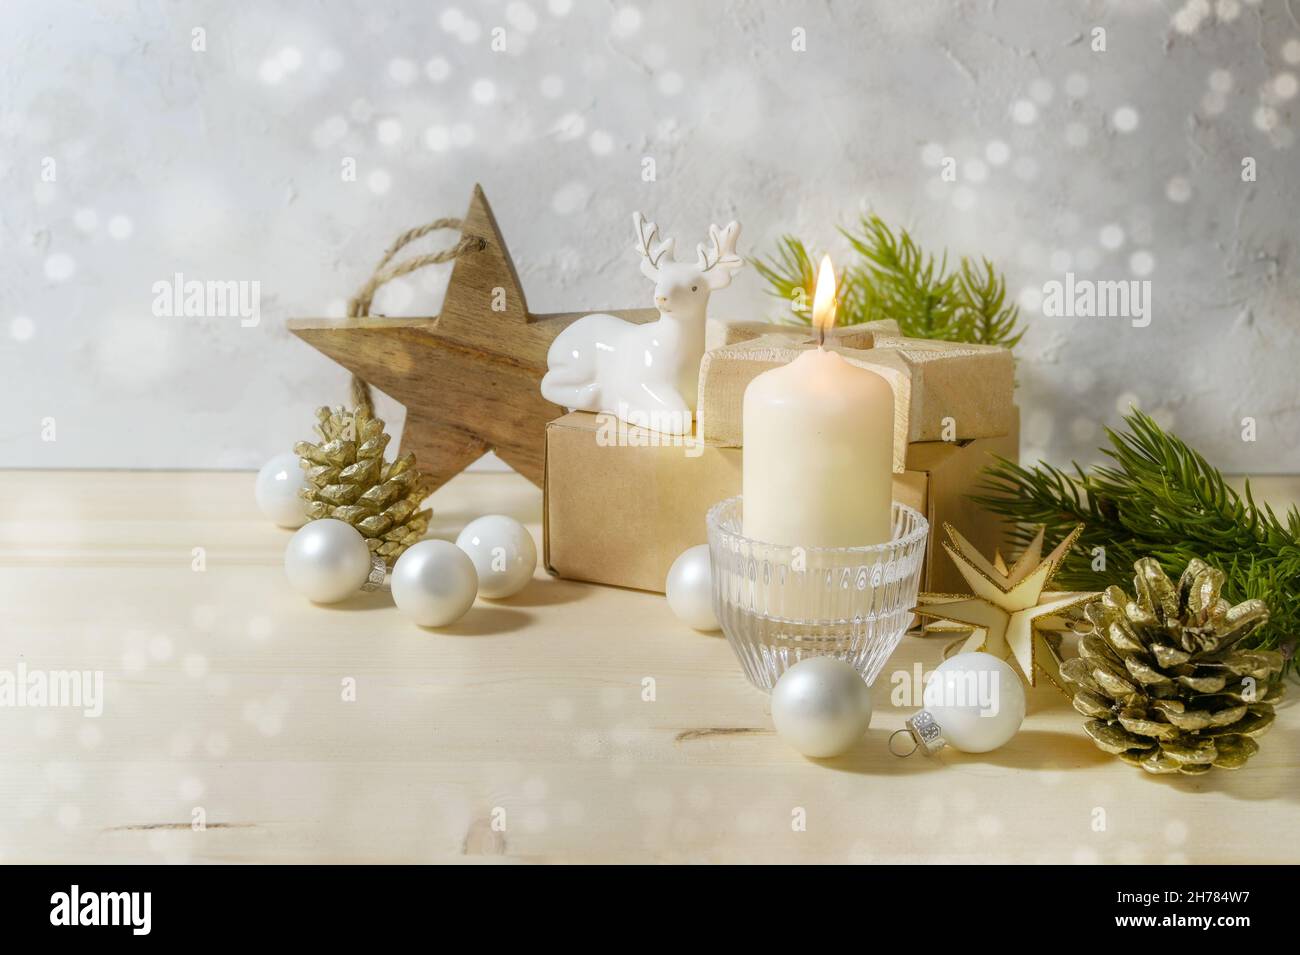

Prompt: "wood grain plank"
[0,469,1296,863]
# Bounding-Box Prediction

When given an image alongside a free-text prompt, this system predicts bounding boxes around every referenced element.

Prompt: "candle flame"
[811,254,837,345]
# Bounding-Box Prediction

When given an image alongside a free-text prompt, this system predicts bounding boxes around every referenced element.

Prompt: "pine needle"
[975,408,1300,666]
[750,216,1023,347]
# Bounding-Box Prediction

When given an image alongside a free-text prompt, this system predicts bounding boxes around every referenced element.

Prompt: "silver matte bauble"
[284,518,372,603]
[665,544,718,631]
[391,539,479,627]
[921,652,1025,753]
[454,515,537,599]
[255,452,309,528]
[771,656,874,758]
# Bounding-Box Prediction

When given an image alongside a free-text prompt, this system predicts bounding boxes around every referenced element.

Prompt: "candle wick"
[817,322,826,349]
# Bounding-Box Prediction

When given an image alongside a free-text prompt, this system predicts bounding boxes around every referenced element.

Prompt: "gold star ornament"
[914,524,1097,687]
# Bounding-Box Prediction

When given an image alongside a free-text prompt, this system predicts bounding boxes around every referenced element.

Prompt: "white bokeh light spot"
[10,316,35,342]
[108,215,133,240]
[552,181,589,215]
[1165,176,1192,203]
[1115,391,1141,415]
[1011,99,1038,124]
[1129,250,1155,277]
[611,6,643,37]
[425,57,451,82]
[44,253,75,282]
[388,57,418,86]
[376,118,402,145]
[657,71,683,96]
[506,2,540,32]
[278,47,303,73]
[1253,105,1279,131]
[1018,286,1044,312]
[311,115,348,150]
[424,125,450,152]
[1112,106,1140,132]
[457,19,481,44]
[1216,0,1241,21]
[258,58,284,85]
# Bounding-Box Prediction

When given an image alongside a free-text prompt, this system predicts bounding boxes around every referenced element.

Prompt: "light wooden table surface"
[1,469,1297,864]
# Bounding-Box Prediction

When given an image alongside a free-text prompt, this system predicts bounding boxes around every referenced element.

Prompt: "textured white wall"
[2,0,1297,473]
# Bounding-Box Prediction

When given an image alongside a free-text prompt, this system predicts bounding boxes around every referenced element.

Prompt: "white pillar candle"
[741,256,894,547]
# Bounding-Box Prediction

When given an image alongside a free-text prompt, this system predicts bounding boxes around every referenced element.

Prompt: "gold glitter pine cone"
[294,406,433,568]
[1062,557,1284,775]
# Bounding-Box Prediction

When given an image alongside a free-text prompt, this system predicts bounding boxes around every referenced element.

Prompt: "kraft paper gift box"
[543,409,1019,595]
[696,320,1015,472]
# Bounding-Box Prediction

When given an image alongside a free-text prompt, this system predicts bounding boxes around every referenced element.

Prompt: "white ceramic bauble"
[770,657,874,758]
[284,519,372,603]
[454,515,537,599]
[665,544,718,631]
[255,452,309,528]
[923,652,1025,753]
[392,539,479,627]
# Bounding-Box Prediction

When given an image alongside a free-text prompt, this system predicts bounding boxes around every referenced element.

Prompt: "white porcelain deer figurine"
[540,212,743,435]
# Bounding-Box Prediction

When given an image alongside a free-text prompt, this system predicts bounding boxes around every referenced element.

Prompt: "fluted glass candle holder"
[706,497,929,691]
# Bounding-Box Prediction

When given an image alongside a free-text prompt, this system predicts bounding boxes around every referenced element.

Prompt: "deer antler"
[696,222,743,287]
[633,211,674,274]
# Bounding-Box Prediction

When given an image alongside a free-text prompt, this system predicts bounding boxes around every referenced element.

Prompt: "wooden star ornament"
[914,523,1097,687]
[288,185,656,492]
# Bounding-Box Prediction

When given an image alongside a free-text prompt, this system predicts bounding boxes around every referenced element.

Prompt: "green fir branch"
[843,215,958,339]
[750,216,1025,348]
[956,258,1024,349]
[750,236,818,325]
[975,409,1300,665]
